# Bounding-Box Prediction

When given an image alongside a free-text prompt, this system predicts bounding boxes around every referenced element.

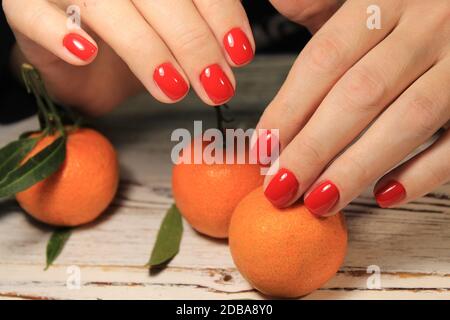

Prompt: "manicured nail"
[200,64,234,104]
[264,168,299,208]
[253,130,280,166]
[223,28,254,66]
[375,180,406,208]
[304,180,339,217]
[153,63,189,101]
[63,33,97,61]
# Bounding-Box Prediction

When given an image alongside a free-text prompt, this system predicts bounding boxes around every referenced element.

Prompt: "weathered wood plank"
[1,264,449,300]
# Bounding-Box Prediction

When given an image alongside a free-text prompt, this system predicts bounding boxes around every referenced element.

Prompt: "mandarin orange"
[16,128,119,226]
[229,187,348,298]
[172,139,264,238]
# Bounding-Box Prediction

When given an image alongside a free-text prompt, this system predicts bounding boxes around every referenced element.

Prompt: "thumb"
[269,0,342,33]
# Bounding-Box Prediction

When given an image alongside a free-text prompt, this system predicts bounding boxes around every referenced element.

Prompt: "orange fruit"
[229,187,348,298]
[16,128,119,227]
[172,139,264,238]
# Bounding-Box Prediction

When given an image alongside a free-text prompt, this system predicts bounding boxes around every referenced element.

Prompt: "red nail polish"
[304,180,339,217]
[223,28,254,66]
[63,33,97,61]
[264,168,299,208]
[253,130,280,166]
[375,180,406,208]
[200,64,234,105]
[153,63,189,101]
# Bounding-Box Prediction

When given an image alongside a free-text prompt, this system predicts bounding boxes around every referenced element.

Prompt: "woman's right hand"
[2,0,254,115]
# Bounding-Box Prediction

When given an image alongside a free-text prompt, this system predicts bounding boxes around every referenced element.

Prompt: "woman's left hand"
[257,0,450,216]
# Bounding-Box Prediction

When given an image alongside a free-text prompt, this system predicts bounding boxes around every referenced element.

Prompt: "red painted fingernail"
[375,180,406,208]
[304,180,339,217]
[200,64,234,105]
[153,63,189,101]
[253,130,280,166]
[63,33,97,61]
[223,28,254,66]
[264,168,299,208]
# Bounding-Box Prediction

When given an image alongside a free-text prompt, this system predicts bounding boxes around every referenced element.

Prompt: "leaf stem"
[21,64,66,136]
[21,65,51,130]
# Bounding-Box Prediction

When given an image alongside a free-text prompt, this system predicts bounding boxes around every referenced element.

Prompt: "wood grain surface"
[0,57,449,300]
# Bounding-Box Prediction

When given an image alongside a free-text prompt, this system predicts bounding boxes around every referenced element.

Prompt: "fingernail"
[264,168,299,208]
[63,33,97,61]
[200,64,234,105]
[223,28,254,66]
[253,130,280,166]
[375,180,406,208]
[304,180,339,217]
[153,63,189,101]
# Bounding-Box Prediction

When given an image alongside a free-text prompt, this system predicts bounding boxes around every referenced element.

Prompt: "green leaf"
[0,138,38,179]
[148,204,183,267]
[0,136,66,198]
[46,228,71,270]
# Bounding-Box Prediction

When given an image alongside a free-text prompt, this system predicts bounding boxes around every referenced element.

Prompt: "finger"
[3,0,97,65]
[72,0,189,103]
[132,0,235,106]
[257,0,402,147]
[193,0,255,66]
[265,18,440,208]
[374,129,450,208]
[304,58,450,216]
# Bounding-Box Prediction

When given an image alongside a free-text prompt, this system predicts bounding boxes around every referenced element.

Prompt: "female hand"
[2,0,254,115]
[258,0,450,215]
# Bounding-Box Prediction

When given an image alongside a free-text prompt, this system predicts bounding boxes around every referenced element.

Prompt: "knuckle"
[302,33,345,73]
[175,26,211,53]
[407,94,441,137]
[203,0,222,11]
[25,6,48,36]
[343,156,370,186]
[296,135,326,167]
[197,0,238,13]
[428,164,450,186]
[270,94,298,118]
[339,66,386,110]
[125,29,153,49]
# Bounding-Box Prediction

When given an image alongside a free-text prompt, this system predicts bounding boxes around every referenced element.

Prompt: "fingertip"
[304,180,340,217]
[223,27,255,67]
[374,180,406,208]
[153,62,190,103]
[198,63,235,106]
[263,167,300,208]
[62,32,98,65]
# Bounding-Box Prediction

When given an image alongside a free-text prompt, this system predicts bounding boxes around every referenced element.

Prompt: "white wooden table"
[0,57,449,300]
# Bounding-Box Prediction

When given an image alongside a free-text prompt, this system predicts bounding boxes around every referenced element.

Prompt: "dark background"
[0,1,311,124]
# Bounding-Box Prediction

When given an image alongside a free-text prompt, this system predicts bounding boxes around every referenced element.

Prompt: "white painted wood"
[0,57,449,300]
